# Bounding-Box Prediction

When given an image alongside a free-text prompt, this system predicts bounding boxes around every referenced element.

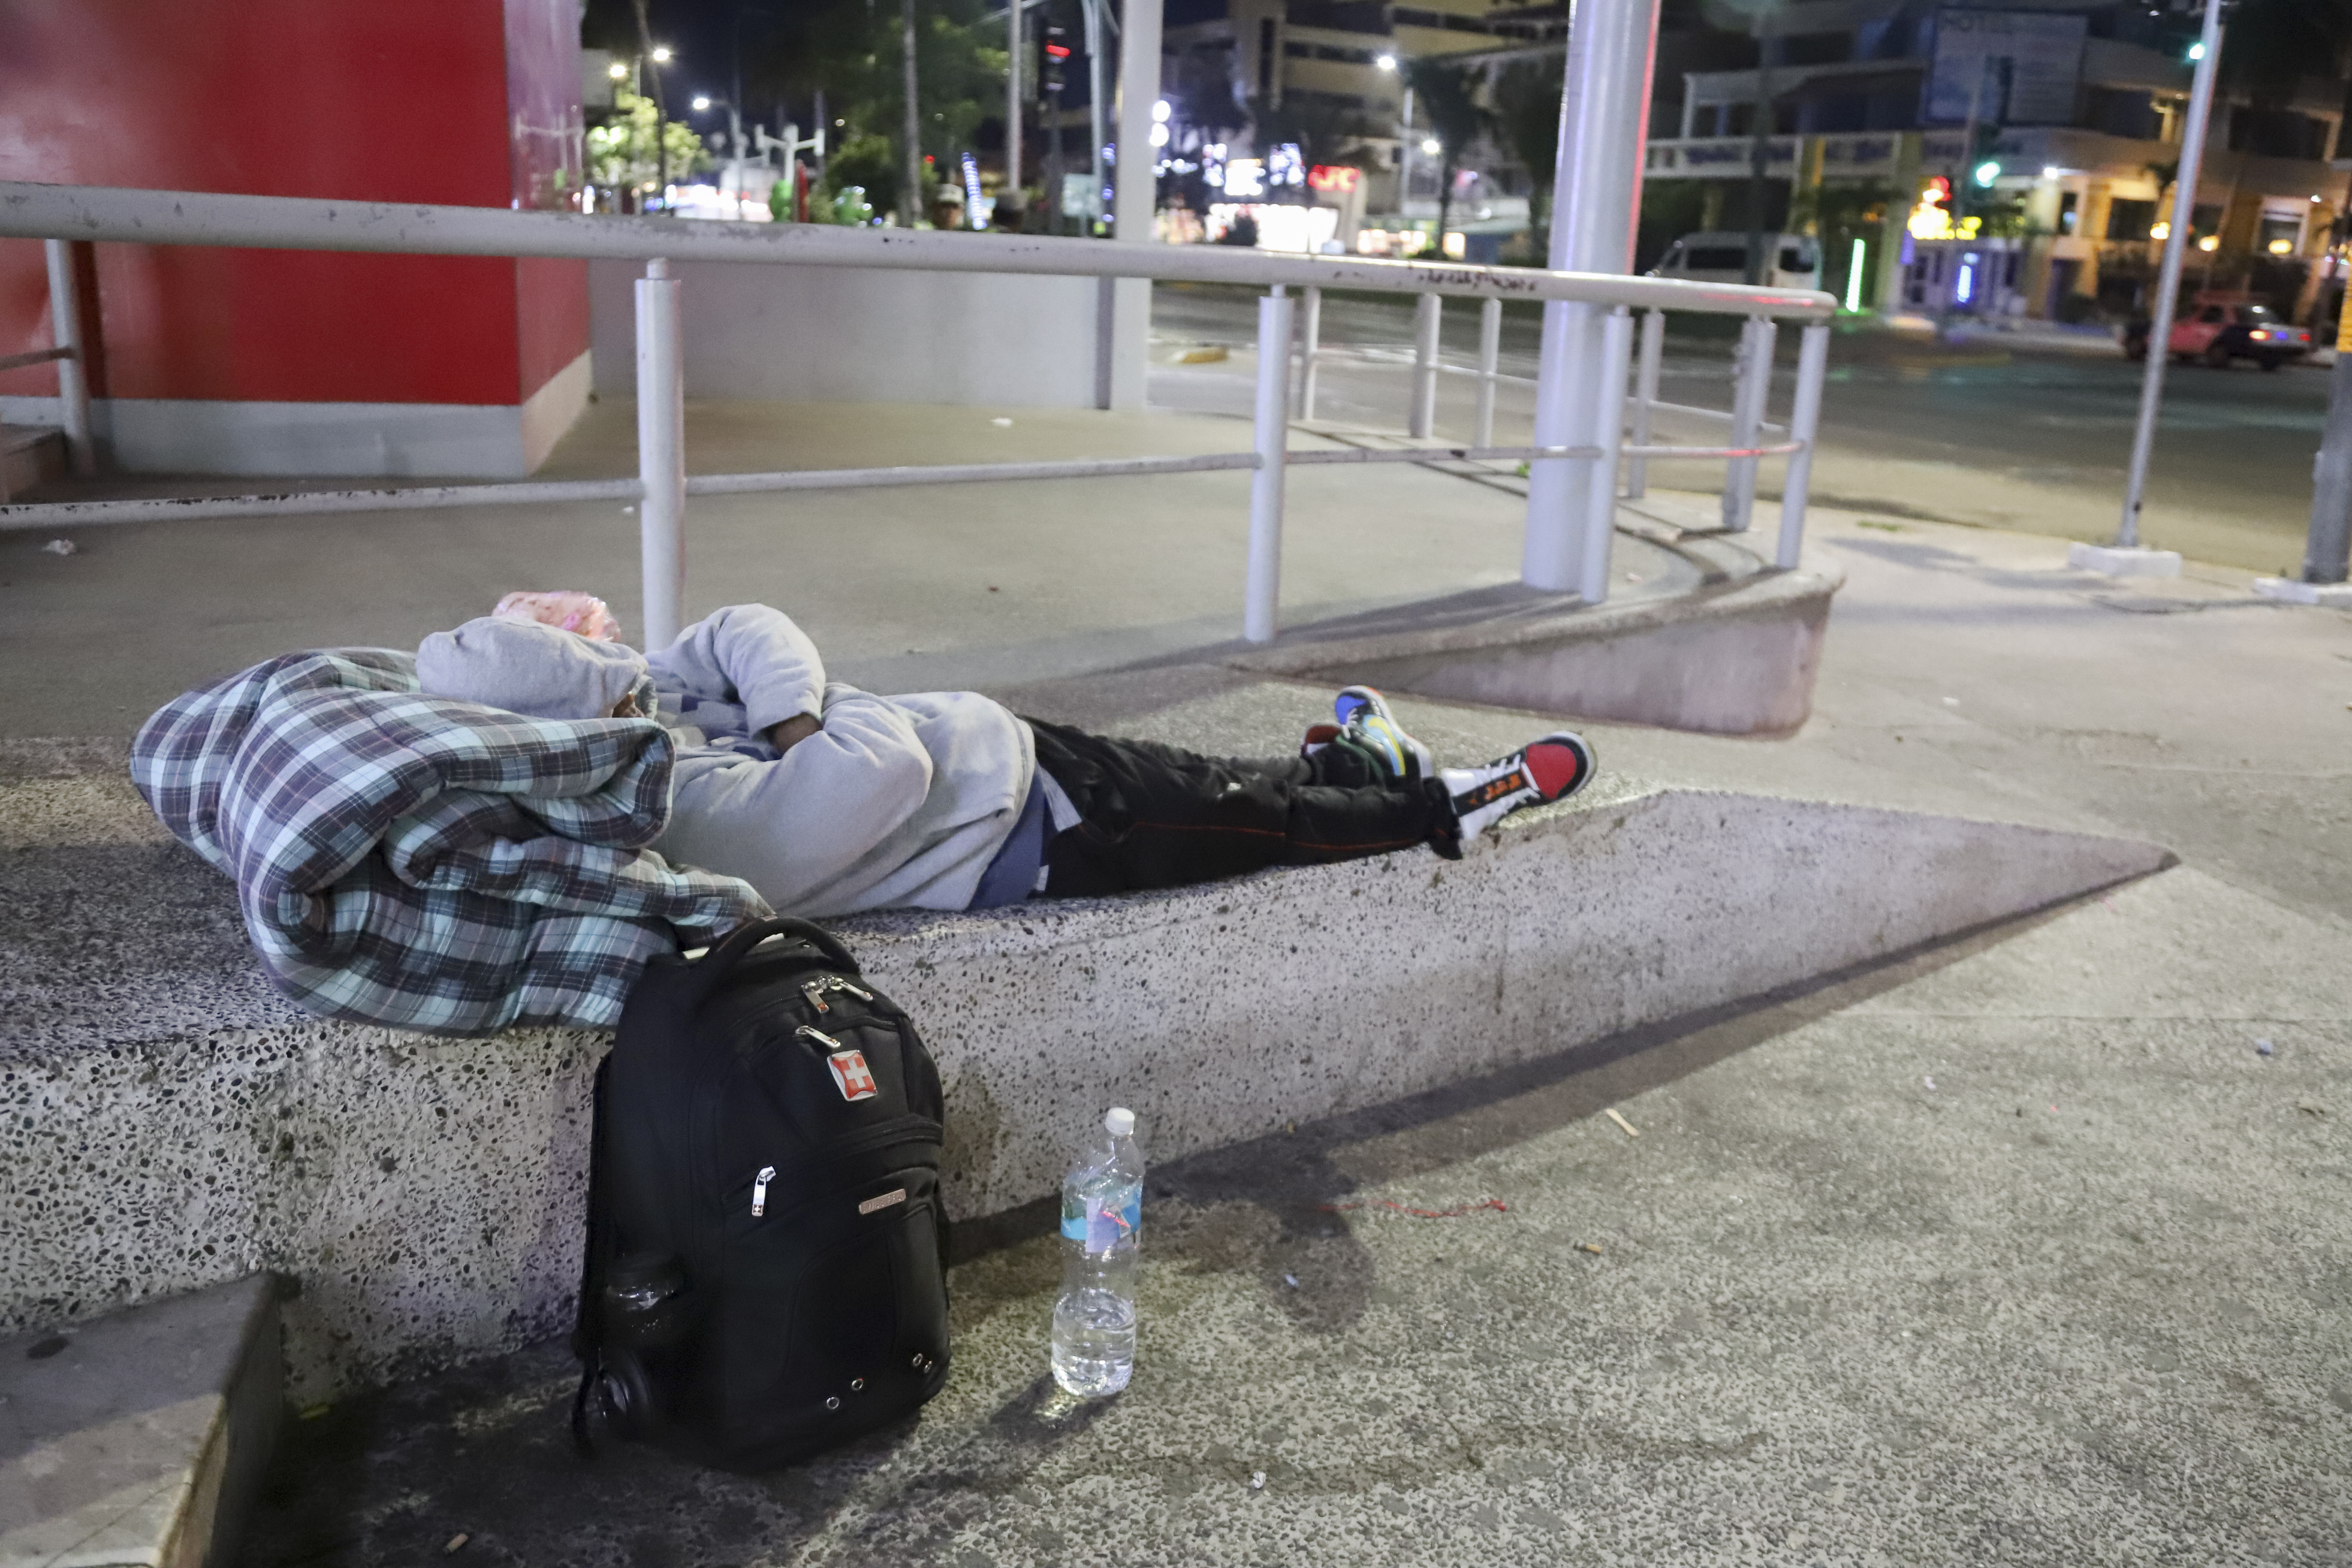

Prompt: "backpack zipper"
[799,976,875,1014]
[737,1117,941,1218]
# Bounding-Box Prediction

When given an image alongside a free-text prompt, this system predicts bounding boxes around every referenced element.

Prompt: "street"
[1152,284,2335,577]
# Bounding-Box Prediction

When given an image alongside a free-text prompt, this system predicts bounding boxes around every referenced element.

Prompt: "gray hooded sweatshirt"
[418,606,1033,917]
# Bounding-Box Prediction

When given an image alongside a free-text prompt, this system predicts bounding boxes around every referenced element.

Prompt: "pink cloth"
[491,591,622,643]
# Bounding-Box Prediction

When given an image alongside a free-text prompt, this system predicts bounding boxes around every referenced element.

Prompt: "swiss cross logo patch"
[826,1050,879,1102]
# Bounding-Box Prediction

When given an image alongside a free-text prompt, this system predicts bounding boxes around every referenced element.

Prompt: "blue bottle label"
[1061,1183,1141,1253]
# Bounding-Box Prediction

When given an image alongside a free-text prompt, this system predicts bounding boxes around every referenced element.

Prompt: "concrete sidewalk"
[196,481,2347,1563]
[5,388,2347,1563]
[0,399,1756,740]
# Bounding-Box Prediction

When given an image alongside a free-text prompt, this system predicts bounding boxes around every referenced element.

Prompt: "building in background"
[1156,0,1563,254]
[0,0,591,479]
[1650,0,2351,324]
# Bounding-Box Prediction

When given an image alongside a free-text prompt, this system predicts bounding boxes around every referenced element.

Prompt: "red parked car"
[2124,297,2312,370]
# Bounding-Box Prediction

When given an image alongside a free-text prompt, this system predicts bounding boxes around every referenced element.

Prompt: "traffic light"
[1040,25,1069,95]
[1968,121,2000,187]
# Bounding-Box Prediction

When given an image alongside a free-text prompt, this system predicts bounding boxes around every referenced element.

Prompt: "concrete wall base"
[586,260,1104,409]
[0,349,590,479]
[1233,565,1842,735]
[0,745,2167,1404]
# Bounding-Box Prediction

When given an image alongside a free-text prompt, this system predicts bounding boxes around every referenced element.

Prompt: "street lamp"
[608,61,627,81]
[1374,53,1396,71]
[690,94,757,217]
[651,44,672,63]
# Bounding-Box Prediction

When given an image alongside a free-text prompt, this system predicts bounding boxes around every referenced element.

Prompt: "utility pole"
[1008,0,1024,202]
[902,0,923,224]
[2077,0,2223,575]
[1083,0,1109,233]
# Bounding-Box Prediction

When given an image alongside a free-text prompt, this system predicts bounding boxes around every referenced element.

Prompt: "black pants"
[1024,717,1458,899]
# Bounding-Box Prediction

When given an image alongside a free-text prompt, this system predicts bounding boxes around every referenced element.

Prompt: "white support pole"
[1246,287,1294,643]
[1410,291,1441,438]
[1577,307,1634,602]
[1105,0,1162,411]
[1475,296,1501,450]
[1775,320,1831,570]
[1721,315,1776,532]
[1298,285,1322,420]
[1523,0,1663,591]
[1625,307,1664,499]
[635,259,687,651]
[43,239,94,476]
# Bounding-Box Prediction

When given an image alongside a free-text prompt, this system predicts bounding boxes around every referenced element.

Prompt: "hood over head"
[415,617,651,721]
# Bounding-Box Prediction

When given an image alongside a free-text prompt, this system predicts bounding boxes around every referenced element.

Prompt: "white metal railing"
[0,180,1836,645]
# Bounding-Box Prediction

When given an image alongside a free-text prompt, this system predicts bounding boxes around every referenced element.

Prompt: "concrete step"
[0,1275,279,1568]
[0,426,66,504]
[0,731,2168,1407]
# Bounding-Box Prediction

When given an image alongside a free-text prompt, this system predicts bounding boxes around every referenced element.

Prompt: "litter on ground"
[1605,1108,1640,1138]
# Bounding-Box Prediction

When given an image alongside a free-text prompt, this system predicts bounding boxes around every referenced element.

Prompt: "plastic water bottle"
[1051,1106,1142,1398]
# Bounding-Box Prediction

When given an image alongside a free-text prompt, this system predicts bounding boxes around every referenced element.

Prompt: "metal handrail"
[0,179,1838,643]
[0,180,1836,322]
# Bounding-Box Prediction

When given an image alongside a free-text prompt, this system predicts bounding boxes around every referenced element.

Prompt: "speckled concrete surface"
[0,728,2158,1404]
[234,864,2352,1567]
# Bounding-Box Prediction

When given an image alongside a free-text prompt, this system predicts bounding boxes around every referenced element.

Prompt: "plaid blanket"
[130,648,771,1034]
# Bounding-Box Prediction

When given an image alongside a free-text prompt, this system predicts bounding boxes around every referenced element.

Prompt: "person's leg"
[1025,718,1456,897]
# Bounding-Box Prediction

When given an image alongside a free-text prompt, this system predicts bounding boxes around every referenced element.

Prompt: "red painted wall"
[0,0,588,408]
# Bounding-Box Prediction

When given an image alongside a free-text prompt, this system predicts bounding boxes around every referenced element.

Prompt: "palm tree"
[1403,58,1487,249]
[1491,61,1562,253]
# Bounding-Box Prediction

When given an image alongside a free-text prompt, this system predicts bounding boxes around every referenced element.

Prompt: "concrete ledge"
[1227,565,1842,735]
[0,1274,279,1568]
[2253,576,2352,608]
[2068,542,2183,579]
[1,744,2168,1403]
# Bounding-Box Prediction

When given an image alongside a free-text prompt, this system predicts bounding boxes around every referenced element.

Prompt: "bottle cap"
[1105,1107,1135,1138]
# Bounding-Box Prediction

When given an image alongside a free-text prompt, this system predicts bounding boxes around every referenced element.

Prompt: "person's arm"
[644,605,828,741]
[766,712,822,753]
[668,685,936,897]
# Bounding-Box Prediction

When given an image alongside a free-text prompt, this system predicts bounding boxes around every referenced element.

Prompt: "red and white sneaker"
[1440,732,1596,839]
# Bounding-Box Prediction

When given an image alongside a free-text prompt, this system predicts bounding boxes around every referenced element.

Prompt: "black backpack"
[571,916,951,1469]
